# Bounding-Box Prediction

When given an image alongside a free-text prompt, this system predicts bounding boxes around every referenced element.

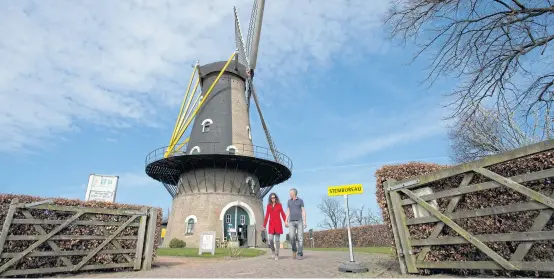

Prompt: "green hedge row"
[302,224,392,248]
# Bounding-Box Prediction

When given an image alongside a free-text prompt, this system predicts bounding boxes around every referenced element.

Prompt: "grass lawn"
[157,247,266,258]
[305,246,393,254]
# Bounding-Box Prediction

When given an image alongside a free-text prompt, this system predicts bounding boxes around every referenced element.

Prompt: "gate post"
[384,180,408,275]
[142,208,159,270]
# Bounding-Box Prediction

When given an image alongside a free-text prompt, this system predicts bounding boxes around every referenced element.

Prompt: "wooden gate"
[385,139,554,274]
[0,199,158,277]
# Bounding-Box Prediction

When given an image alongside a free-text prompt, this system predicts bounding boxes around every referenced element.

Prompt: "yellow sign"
[328,184,363,196]
[161,228,167,238]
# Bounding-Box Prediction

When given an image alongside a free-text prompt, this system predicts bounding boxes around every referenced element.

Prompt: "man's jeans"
[288,220,304,256]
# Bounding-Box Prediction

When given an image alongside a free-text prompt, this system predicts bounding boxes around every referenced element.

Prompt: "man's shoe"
[292,251,297,259]
[269,252,275,259]
[297,254,303,260]
[274,254,279,260]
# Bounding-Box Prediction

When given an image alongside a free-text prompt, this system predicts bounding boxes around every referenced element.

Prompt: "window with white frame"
[226,145,238,155]
[246,126,251,140]
[240,215,245,225]
[225,214,231,224]
[246,177,255,193]
[201,119,213,133]
[185,218,195,235]
[190,146,201,154]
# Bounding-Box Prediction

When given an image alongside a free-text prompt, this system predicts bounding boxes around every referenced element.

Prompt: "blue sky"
[0,0,455,232]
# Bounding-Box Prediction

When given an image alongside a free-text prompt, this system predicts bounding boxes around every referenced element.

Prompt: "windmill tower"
[145,0,292,248]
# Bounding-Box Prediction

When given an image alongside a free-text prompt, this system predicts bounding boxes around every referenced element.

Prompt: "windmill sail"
[247,0,265,71]
[246,0,259,63]
[233,7,249,69]
[234,1,279,166]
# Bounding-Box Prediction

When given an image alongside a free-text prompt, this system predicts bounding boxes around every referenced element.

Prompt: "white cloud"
[0,0,389,153]
[103,138,118,143]
[333,106,451,162]
[295,155,450,173]
[336,124,444,162]
[118,172,158,188]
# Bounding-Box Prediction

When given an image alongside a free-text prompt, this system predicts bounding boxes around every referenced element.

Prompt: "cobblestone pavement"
[69,248,411,278]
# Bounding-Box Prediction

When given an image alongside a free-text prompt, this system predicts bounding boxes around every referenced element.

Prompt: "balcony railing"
[145,141,293,171]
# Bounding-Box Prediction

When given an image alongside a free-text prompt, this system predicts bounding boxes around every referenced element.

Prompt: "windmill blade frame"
[235,0,266,109]
[234,0,283,194]
[246,0,265,71]
[233,6,249,70]
[245,0,259,59]
[249,80,280,163]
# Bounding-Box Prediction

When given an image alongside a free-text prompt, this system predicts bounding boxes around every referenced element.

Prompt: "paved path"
[70,248,407,278]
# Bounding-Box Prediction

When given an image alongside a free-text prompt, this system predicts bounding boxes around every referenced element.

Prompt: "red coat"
[263,203,286,234]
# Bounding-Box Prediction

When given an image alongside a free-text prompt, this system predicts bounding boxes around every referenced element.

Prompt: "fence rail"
[385,139,554,274]
[0,199,158,277]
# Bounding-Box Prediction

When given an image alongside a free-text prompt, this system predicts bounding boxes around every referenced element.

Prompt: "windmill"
[144,0,292,248]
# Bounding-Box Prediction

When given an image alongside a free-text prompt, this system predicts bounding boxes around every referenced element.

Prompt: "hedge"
[374,151,554,276]
[0,193,162,276]
[375,161,448,248]
[302,224,392,248]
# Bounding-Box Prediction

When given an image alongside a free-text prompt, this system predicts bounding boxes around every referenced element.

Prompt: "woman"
[261,192,286,260]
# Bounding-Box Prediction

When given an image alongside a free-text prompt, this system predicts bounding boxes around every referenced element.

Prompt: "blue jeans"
[268,233,280,256]
[288,220,304,256]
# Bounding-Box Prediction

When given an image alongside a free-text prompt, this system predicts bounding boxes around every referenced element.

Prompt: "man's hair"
[289,188,297,196]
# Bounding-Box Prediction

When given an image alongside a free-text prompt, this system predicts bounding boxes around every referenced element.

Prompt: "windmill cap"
[199,61,248,80]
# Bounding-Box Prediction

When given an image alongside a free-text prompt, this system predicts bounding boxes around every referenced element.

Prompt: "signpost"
[85,174,119,203]
[327,183,369,273]
[198,231,216,255]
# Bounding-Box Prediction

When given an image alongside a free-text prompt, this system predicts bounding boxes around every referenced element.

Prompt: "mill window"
[190,146,201,154]
[246,177,255,193]
[201,119,213,133]
[186,218,195,235]
[226,145,238,155]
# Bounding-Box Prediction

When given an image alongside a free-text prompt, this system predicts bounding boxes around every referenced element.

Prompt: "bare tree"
[317,196,345,229]
[317,196,355,229]
[448,104,545,163]
[352,205,383,226]
[384,0,554,136]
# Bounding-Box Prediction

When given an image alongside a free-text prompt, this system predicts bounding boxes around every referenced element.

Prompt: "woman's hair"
[267,192,281,204]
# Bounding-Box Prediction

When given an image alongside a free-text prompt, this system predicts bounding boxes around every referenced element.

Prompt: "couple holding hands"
[261,188,307,260]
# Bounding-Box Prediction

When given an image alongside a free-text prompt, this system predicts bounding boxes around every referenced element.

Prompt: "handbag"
[261,229,267,243]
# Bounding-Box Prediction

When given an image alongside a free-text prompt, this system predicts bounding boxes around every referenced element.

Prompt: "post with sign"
[328,184,369,273]
[85,174,119,203]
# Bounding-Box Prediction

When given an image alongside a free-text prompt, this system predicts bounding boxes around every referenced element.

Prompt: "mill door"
[223,206,249,244]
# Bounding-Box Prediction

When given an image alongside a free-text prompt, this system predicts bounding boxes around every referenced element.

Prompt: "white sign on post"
[85,174,119,203]
[198,231,216,255]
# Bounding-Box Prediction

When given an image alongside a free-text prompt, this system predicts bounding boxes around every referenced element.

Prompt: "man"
[285,188,306,260]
